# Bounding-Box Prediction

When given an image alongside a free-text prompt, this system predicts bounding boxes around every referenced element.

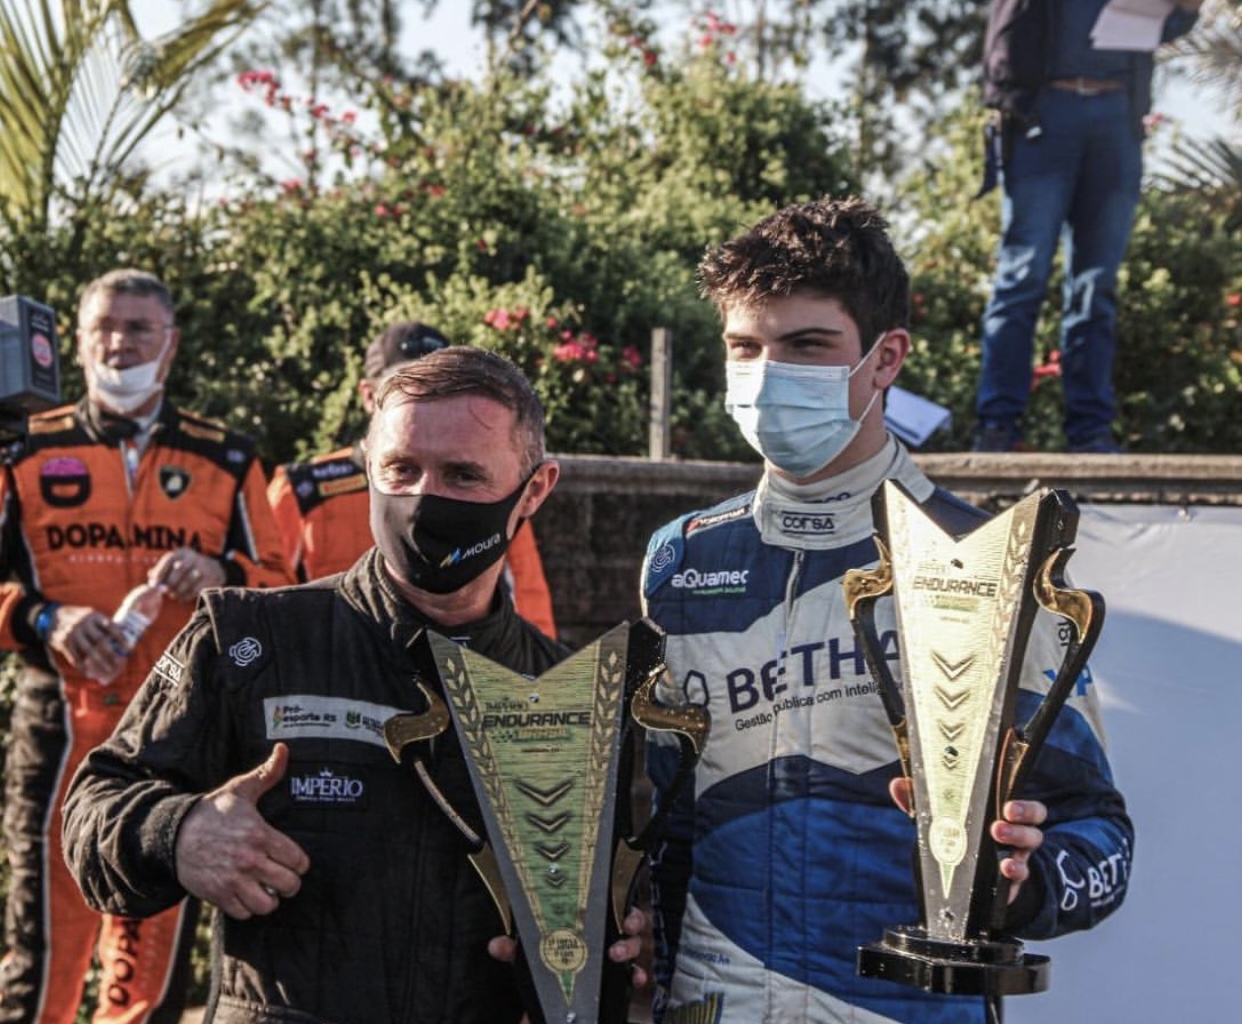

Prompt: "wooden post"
[649,327,672,461]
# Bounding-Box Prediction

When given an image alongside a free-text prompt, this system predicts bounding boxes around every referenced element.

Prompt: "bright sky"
[135,1,1232,179]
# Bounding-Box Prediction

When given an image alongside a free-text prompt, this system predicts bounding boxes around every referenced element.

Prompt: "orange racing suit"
[0,398,293,1024]
[268,444,558,638]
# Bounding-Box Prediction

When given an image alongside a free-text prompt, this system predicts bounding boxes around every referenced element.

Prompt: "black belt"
[1048,76,1126,96]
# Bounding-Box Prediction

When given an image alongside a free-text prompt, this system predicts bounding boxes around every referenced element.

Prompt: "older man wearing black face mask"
[60,346,645,1024]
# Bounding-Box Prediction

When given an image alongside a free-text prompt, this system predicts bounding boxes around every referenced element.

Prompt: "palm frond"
[0,0,266,225]
[1161,2,1242,122]
[1154,135,1242,188]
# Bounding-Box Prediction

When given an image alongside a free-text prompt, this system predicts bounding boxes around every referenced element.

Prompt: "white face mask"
[90,334,171,415]
[725,342,881,478]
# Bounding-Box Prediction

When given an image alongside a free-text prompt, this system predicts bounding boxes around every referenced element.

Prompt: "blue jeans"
[977,87,1143,446]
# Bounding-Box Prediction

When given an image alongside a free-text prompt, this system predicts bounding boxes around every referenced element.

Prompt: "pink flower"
[621,346,642,370]
[1226,294,1241,307]
[484,309,513,331]
[238,70,277,89]
[1032,349,1062,386]
[553,341,586,362]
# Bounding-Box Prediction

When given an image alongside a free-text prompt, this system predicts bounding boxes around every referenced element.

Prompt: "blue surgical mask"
[725,345,881,478]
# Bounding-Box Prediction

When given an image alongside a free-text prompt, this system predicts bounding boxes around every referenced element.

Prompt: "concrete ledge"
[915,452,1242,507]
[538,453,1242,645]
[551,452,1242,506]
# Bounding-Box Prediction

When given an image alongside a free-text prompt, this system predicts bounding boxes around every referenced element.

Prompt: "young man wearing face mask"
[60,346,646,1023]
[641,197,1133,1024]
[267,320,558,639]
[0,268,293,1023]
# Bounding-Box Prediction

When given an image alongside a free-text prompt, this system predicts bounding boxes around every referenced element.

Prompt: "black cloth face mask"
[369,471,533,595]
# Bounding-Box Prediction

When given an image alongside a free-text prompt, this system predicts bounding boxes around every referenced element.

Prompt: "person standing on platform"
[973,0,1202,453]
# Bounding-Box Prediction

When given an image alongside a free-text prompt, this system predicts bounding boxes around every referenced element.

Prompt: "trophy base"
[857,925,1049,996]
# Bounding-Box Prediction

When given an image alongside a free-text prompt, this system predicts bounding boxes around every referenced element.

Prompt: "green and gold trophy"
[843,481,1103,999]
[384,619,708,1024]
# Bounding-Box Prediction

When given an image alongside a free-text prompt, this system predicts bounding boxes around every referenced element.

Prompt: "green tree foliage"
[140,14,858,465]
[0,0,1237,470]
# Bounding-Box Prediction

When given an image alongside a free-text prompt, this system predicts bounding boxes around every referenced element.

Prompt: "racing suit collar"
[344,547,515,653]
[77,395,171,445]
[752,433,933,550]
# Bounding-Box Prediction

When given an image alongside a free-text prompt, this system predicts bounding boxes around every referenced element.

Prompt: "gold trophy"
[384,619,708,1024]
[843,482,1103,999]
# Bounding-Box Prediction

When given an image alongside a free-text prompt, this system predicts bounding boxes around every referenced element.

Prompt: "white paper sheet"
[1091,0,1175,52]
[883,385,951,448]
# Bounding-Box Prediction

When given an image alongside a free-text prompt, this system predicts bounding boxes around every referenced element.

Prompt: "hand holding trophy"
[843,481,1104,1003]
[384,618,708,1024]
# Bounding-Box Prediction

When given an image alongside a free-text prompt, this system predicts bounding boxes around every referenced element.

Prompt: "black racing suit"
[61,548,567,1024]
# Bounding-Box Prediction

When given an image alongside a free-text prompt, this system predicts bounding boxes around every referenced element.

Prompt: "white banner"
[1009,503,1242,1023]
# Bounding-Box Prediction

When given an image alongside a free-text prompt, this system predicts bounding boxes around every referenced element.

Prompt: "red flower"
[553,341,586,362]
[1032,349,1062,387]
[238,70,277,89]
[621,346,642,370]
[1226,294,1241,307]
[484,309,513,331]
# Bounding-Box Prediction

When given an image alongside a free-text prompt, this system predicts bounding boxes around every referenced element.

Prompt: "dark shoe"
[972,423,1022,452]
[1066,432,1125,454]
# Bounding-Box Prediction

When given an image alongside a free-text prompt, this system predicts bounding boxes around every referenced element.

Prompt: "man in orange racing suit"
[268,320,557,638]
[0,269,293,1024]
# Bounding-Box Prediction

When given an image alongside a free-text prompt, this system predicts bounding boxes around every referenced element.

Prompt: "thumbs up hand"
[174,743,311,919]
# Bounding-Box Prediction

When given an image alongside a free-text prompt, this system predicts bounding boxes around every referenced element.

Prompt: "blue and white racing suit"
[642,438,1133,1024]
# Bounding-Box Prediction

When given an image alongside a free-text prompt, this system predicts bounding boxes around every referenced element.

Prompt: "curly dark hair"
[698,195,910,350]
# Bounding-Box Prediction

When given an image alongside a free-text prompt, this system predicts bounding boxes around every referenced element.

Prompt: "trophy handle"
[383,680,452,763]
[843,536,913,782]
[609,669,711,929]
[386,680,516,935]
[996,546,1106,807]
